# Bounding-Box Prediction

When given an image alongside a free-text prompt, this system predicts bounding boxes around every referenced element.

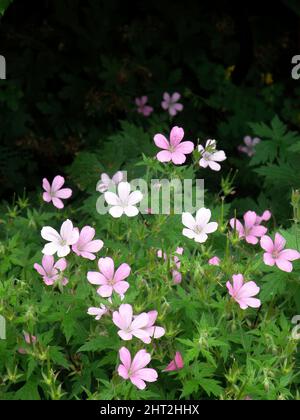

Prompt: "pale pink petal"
[118,365,129,379]
[119,347,131,371]
[34,263,46,277]
[118,182,131,202]
[98,257,115,280]
[156,150,172,162]
[128,191,143,206]
[87,271,107,285]
[124,206,139,217]
[211,150,226,162]
[196,208,211,226]
[182,228,195,239]
[55,188,72,199]
[276,258,293,272]
[97,284,113,297]
[42,178,51,193]
[52,197,64,209]
[274,233,286,251]
[42,242,59,256]
[175,141,194,154]
[114,263,131,282]
[131,349,151,372]
[242,297,261,309]
[203,222,218,234]
[280,249,300,261]
[154,134,169,150]
[243,211,257,229]
[43,192,52,203]
[130,376,146,390]
[113,281,130,295]
[170,126,184,147]
[51,176,65,192]
[260,235,274,253]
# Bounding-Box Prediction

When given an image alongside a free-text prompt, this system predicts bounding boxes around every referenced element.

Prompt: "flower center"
[194,225,203,235]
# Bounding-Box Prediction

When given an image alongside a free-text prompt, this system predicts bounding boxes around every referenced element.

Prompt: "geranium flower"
[87,304,108,321]
[104,181,143,218]
[41,219,79,257]
[198,139,226,171]
[208,256,220,266]
[42,175,72,209]
[87,257,130,298]
[34,255,68,286]
[226,274,261,310]
[72,226,103,260]
[255,210,272,225]
[260,233,300,272]
[182,208,218,243]
[18,332,37,354]
[112,304,151,343]
[154,126,194,165]
[164,351,184,372]
[161,92,183,116]
[118,347,158,390]
[230,211,267,245]
[238,136,261,157]
[96,171,123,194]
[157,247,184,284]
[135,96,153,117]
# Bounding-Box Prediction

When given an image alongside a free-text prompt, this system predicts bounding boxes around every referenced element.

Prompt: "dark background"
[0,0,300,200]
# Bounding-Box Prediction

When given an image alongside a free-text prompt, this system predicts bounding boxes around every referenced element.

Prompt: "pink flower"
[118,347,158,390]
[161,92,183,116]
[226,274,261,310]
[113,304,151,343]
[87,304,108,320]
[18,332,37,354]
[42,176,72,209]
[230,211,267,245]
[260,233,300,272]
[157,247,184,284]
[135,96,153,117]
[41,219,79,257]
[72,226,103,260]
[238,136,261,157]
[34,255,68,286]
[154,126,194,165]
[164,352,184,372]
[255,210,272,225]
[96,171,124,193]
[208,256,220,266]
[87,257,130,298]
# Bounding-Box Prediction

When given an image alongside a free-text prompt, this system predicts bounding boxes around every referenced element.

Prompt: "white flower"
[41,219,79,257]
[87,304,108,320]
[182,208,218,243]
[104,182,143,218]
[198,139,226,171]
[96,171,123,193]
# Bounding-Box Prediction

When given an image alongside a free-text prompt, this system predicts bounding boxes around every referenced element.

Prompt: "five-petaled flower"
[154,126,194,165]
[42,175,72,209]
[230,211,267,245]
[34,255,68,286]
[198,139,226,171]
[182,208,218,243]
[161,92,183,116]
[113,304,151,343]
[87,257,131,297]
[135,96,153,117]
[118,347,158,390]
[226,274,261,310]
[41,219,79,257]
[260,233,300,272]
[72,226,103,260]
[104,181,143,218]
